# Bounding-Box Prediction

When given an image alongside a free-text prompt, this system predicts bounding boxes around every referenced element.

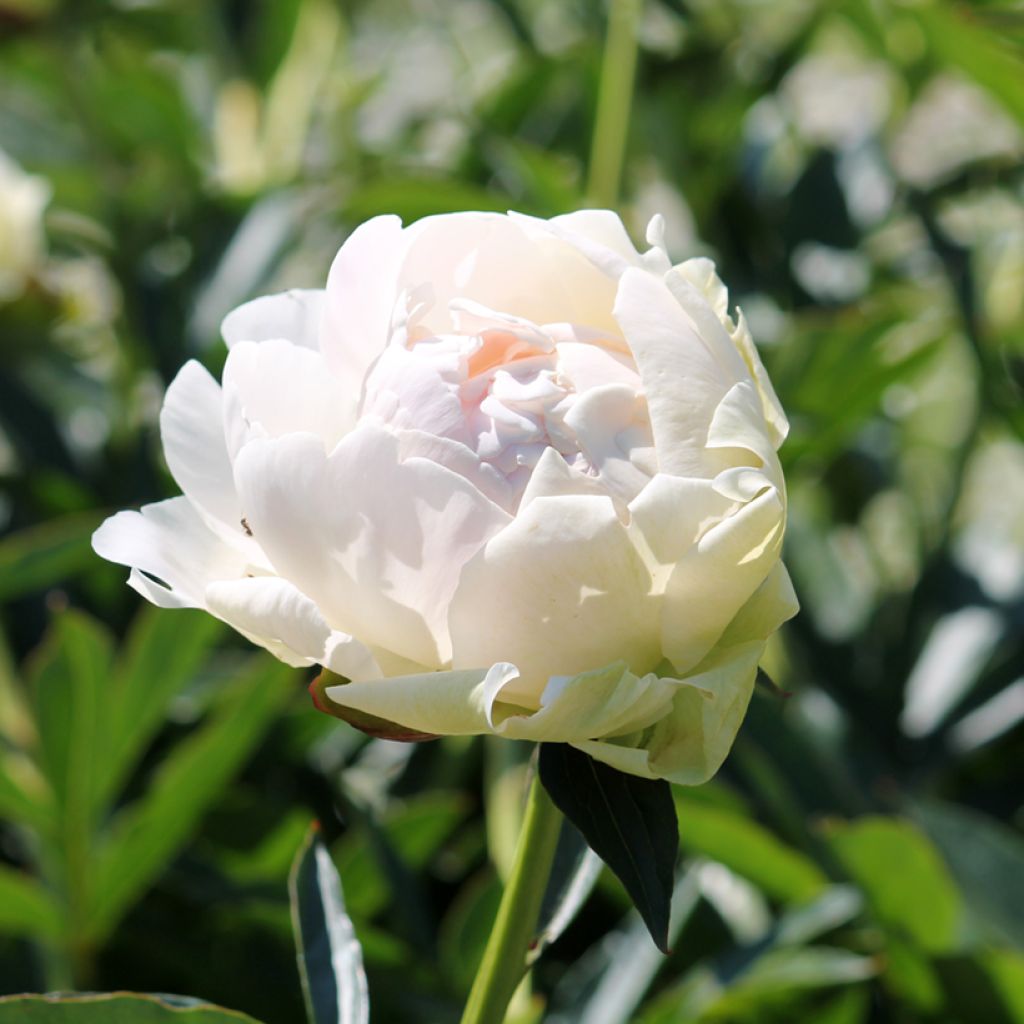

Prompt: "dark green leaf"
[0,993,263,1022]
[538,743,677,952]
[530,820,603,962]
[289,825,369,1024]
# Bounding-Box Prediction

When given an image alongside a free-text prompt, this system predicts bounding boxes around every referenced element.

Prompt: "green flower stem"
[460,766,562,1024]
[586,0,643,208]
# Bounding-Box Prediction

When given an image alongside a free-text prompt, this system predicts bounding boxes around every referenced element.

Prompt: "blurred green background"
[1,0,1023,1021]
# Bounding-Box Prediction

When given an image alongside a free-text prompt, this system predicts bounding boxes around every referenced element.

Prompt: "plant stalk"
[586,0,643,208]
[459,767,562,1024]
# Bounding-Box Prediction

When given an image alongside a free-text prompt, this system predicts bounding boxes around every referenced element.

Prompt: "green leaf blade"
[289,825,370,1024]
[538,743,677,952]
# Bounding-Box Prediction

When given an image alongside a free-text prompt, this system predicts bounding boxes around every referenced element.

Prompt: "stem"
[586,0,643,208]
[460,769,562,1024]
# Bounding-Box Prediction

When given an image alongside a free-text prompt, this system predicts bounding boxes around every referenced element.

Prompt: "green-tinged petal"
[660,485,785,673]
[576,639,765,785]
[322,660,681,748]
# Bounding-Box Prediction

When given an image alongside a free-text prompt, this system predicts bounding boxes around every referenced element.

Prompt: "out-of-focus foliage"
[1,0,1023,1021]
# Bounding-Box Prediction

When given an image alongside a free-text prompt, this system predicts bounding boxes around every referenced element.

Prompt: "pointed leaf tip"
[538,743,678,952]
[289,824,369,1024]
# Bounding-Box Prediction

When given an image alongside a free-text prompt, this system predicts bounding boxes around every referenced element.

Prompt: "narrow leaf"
[538,743,677,952]
[90,658,296,940]
[0,513,101,603]
[0,865,61,939]
[530,820,603,963]
[289,824,370,1024]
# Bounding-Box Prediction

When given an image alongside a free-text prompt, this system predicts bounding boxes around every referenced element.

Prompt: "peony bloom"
[94,210,797,783]
[0,149,50,302]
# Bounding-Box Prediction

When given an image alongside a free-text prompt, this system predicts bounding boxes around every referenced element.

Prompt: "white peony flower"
[0,149,50,302]
[94,210,797,784]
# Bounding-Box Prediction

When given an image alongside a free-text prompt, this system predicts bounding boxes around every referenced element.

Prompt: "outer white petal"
[159,360,243,539]
[205,576,380,680]
[613,267,734,479]
[675,257,788,446]
[232,424,511,668]
[222,338,355,457]
[323,660,679,745]
[660,486,786,674]
[221,288,324,350]
[92,498,250,609]
[401,212,621,337]
[448,493,660,706]
[320,215,405,394]
[576,639,765,785]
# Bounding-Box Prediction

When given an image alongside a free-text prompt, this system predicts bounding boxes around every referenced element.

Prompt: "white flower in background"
[891,74,1022,189]
[0,149,50,302]
[94,210,797,784]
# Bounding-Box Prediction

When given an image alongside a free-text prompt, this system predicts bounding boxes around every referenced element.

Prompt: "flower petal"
[221,288,324,350]
[449,493,660,705]
[205,576,380,680]
[613,267,733,478]
[233,424,511,668]
[321,214,405,393]
[222,338,355,457]
[159,361,243,539]
[660,486,786,673]
[92,498,250,609]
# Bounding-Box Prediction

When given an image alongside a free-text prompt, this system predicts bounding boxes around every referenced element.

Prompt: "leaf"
[674,794,827,904]
[289,824,370,1024]
[0,865,61,939]
[823,816,961,953]
[0,992,264,1022]
[552,866,702,1024]
[27,610,114,825]
[97,606,224,804]
[90,657,296,941]
[538,743,678,952]
[530,820,604,963]
[913,800,1024,949]
[0,513,102,602]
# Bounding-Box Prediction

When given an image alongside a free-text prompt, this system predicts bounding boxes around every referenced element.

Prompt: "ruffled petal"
[660,486,786,673]
[575,640,764,785]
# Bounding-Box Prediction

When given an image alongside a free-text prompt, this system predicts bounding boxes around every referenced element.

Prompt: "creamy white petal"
[159,360,242,537]
[731,309,789,447]
[205,576,380,680]
[233,425,511,668]
[660,486,786,673]
[518,446,611,509]
[563,383,654,506]
[402,212,621,336]
[221,288,324,350]
[222,338,355,458]
[323,659,678,744]
[449,493,660,705]
[627,473,734,568]
[613,267,733,478]
[92,498,250,610]
[575,640,764,785]
[320,214,405,393]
